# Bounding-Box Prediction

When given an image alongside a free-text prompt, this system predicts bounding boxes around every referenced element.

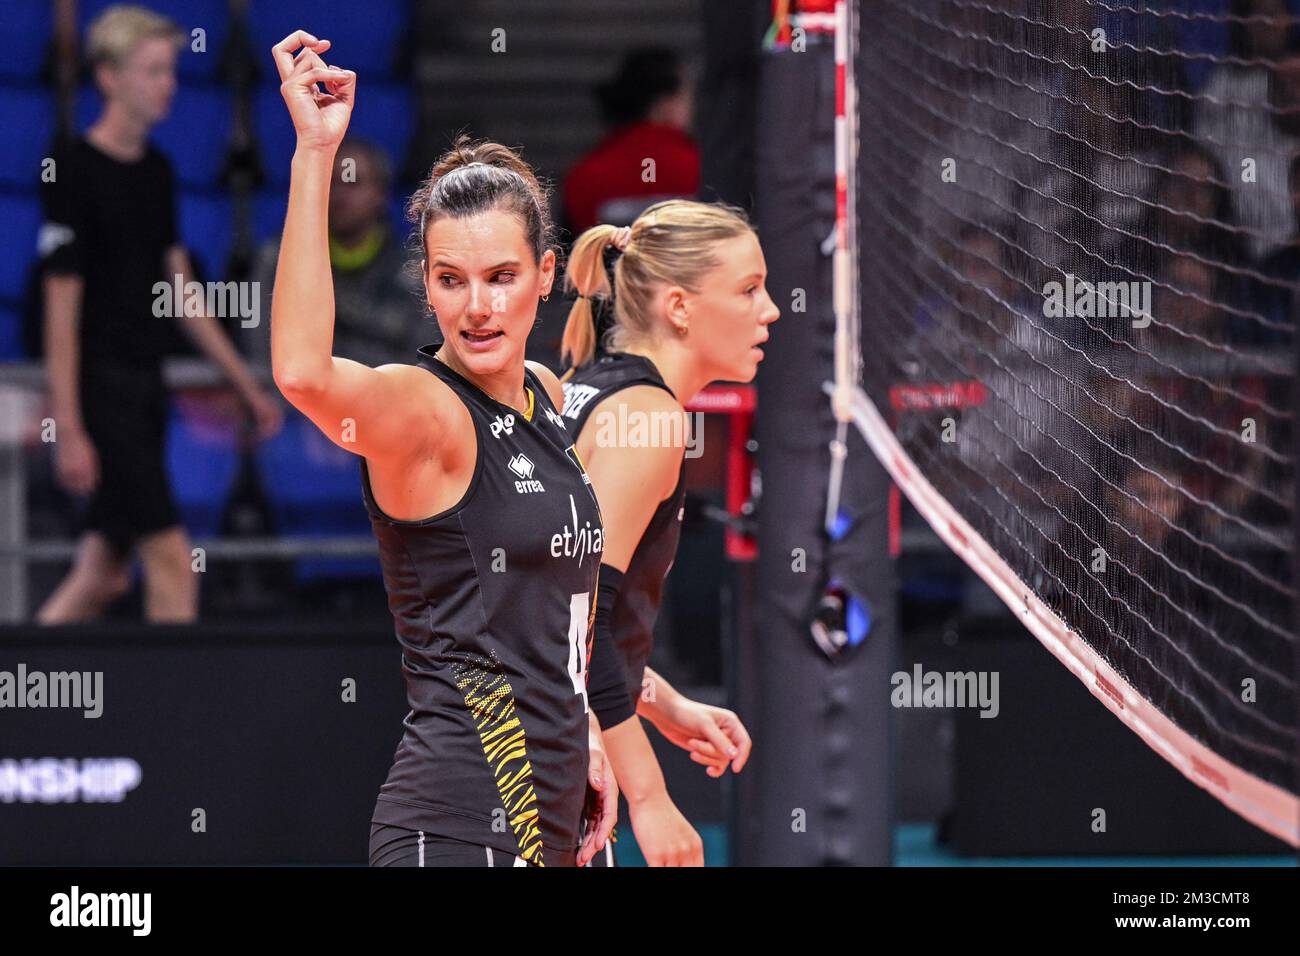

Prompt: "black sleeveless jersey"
[363,345,603,867]
[561,352,686,705]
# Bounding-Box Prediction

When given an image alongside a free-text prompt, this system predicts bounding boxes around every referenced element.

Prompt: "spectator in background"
[1193,0,1298,262]
[1155,143,1241,262]
[563,48,700,233]
[36,4,281,625]
[1108,465,1189,572]
[249,137,425,367]
[1147,143,1252,340]
[1145,252,1230,345]
[1232,149,1294,340]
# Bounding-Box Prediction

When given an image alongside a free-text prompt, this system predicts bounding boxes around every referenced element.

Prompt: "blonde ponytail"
[560,224,620,369]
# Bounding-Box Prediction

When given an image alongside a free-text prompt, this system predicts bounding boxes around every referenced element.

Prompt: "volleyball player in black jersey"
[268,30,616,867]
[559,201,777,865]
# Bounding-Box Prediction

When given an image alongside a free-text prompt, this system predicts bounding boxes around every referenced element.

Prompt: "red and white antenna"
[826,0,860,532]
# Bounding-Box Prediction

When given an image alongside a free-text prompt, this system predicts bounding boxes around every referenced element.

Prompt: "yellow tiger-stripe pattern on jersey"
[452,657,547,866]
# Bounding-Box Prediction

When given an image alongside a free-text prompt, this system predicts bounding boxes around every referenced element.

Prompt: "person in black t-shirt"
[36,6,281,624]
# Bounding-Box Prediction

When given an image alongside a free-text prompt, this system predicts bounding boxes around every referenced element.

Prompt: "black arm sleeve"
[588,563,637,729]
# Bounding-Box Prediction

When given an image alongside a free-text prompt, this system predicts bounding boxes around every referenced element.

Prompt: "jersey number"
[567,592,590,713]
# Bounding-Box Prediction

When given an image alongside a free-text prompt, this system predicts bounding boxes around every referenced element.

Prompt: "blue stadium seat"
[253,189,288,248]
[77,85,233,189]
[77,0,230,83]
[0,89,55,189]
[254,190,412,253]
[153,87,234,189]
[390,195,414,245]
[1171,0,1230,92]
[254,409,378,580]
[166,404,242,539]
[178,192,233,281]
[0,195,41,306]
[254,83,413,187]
[1,1,53,83]
[248,0,408,80]
[341,85,416,178]
[0,307,22,361]
[252,88,302,188]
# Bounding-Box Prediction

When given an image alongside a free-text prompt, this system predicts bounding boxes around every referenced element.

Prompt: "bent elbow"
[273,364,328,398]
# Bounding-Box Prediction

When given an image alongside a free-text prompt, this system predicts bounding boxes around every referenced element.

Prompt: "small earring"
[542,294,550,302]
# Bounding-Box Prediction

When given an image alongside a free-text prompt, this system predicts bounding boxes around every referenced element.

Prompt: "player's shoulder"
[564,351,647,388]
[141,139,174,167]
[376,360,459,414]
[581,383,686,495]
[525,360,565,410]
[579,385,681,460]
[606,383,680,415]
[371,361,472,461]
[45,136,93,183]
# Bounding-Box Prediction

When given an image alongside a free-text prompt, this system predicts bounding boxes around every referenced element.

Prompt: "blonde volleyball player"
[559,201,776,865]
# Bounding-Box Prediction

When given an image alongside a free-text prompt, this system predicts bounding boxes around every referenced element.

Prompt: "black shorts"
[78,362,180,558]
[368,823,541,867]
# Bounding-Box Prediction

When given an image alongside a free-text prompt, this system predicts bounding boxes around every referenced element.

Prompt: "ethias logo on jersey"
[551,494,604,566]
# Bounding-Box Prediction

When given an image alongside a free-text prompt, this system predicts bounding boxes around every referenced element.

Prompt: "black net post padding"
[736,34,897,866]
[694,0,769,213]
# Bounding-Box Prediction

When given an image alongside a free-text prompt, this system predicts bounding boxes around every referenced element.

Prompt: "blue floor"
[893,823,1296,867]
[606,823,728,866]
[613,822,1297,866]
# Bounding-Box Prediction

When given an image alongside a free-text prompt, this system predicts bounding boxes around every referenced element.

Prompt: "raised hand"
[271,31,356,154]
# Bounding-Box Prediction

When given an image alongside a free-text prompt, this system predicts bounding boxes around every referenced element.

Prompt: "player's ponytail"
[560,224,621,370]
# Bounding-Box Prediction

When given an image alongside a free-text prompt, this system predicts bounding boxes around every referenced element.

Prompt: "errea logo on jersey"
[508,453,545,494]
[544,406,566,430]
[491,413,516,438]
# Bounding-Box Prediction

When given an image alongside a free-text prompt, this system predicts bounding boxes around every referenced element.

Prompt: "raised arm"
[269,30,445,462]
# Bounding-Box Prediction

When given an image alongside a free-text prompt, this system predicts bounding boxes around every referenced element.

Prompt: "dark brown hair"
[406,133,556,288]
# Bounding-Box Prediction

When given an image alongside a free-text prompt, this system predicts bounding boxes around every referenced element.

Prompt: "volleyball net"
[842,0,1299,844]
